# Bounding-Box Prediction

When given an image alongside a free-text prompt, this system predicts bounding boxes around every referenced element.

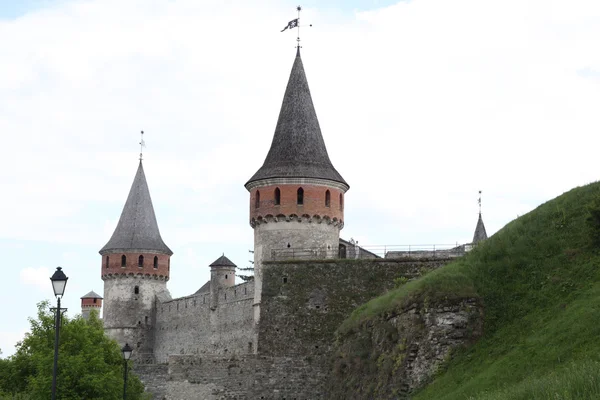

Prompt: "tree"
[0,302,149,400]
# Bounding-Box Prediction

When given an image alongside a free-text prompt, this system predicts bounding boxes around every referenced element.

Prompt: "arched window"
[340,193,344,210]
[168,259,171,271]
[153,256,158,269]
[105,256,110,269]
[138,255,144,268]
[325,190,331,207]
[134,286,139,295]
[274,188,281,205]
[255,190,260,209]
[297,187,304,205]
[121,255,126,267]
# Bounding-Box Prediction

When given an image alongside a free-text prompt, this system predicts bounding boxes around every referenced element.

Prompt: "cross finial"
[478,190,482,215]
[139,130,146,161]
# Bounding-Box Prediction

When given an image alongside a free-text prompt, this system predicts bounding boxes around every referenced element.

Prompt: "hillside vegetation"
[337,182,600,399]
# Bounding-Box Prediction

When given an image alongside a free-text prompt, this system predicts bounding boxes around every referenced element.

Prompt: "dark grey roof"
[194,281,210,295]
[246,49,348,188]
[209,255,236,268]
[472,213,488,244]
[100,161,172,255]
[81,290,103,299]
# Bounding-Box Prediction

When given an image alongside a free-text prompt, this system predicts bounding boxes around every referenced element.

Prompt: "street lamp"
[50,267,68,400]
[122,343,133,399]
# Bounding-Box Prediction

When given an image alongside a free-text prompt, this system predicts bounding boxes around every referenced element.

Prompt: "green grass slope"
[341,181,600,399]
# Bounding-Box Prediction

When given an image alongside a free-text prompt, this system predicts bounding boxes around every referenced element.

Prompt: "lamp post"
[50,267,68,400]
[122,343,133,400]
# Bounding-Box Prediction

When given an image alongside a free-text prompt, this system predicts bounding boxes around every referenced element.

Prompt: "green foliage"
[585,196,600,247]
[393,276,409,288]
[334,181,600,399]
[0,303,148,400]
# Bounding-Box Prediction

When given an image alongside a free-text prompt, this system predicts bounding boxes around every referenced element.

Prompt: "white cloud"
[19,266,51,290]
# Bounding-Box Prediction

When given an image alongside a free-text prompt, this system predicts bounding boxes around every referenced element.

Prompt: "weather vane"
[139,130,146,161]
[478,190,482,214]
[280,5,312,49]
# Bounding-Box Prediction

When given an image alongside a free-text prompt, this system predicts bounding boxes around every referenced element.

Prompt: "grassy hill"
[337,181,600,399]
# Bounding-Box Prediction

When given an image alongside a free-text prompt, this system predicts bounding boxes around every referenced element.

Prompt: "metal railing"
[269,243,470,261]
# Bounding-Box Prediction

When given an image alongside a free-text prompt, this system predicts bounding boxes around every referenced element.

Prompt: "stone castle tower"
[245,48,349,322]
[99,161,173,357]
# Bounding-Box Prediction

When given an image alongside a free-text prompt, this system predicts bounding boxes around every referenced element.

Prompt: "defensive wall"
[137,257,455,399]
[153,281,255,364]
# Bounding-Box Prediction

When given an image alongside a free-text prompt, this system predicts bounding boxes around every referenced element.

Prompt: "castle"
[82,48,487,399]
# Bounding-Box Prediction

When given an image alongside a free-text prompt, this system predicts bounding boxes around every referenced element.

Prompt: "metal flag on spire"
[280,6,311,48]
[478,190,482,214]
[139,130,146,161]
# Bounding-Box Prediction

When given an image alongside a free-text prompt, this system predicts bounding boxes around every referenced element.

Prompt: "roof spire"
[472,191,488,244]
[100,162,172,255]
[139,130,145,161]
[246,46,348,188]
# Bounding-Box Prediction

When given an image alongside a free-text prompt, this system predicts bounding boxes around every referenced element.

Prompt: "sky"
[0,0,599,357]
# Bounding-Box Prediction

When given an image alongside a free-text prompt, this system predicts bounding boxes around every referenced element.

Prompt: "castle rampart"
[153,281,255,364]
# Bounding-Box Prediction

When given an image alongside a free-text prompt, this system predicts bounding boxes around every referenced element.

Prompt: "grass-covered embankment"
[337,181,600,399]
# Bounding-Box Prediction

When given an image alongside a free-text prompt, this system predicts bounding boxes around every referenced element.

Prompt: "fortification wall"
[142,258,454,399]
[257,258,451,357]
[153,281,254,363]
[164,354,326,399]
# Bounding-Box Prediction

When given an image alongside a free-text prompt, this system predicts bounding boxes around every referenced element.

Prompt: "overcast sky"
[1,0,599,357]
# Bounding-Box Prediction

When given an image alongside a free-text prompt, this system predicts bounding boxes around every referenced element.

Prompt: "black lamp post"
[50,267,68,400]
[122,343,133,399]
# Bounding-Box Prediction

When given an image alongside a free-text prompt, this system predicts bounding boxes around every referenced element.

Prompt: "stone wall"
[153,281,254,363]
[329,298,484,399]
[103,276,167,357]
[139,258,456,399]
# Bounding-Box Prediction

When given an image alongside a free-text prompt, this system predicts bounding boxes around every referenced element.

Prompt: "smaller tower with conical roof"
[472,191,488,244]
[80,290,103,320]
[246,49,349,323]
[99,160,172,359]
[209,255,237,310]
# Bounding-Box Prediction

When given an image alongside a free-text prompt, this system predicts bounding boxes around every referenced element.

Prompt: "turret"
[80,290,103,320]
[99,160,172,359]
[209,255,236,310]
[246,48,349,323]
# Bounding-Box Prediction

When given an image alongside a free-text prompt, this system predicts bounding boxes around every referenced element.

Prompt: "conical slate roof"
[209,255,237,268]
[472,213,488,244]
[81,290,103,299]
[246,49,348,188]
[100,161,172,255]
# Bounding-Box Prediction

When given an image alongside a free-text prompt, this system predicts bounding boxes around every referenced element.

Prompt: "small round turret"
[81,290,103,320]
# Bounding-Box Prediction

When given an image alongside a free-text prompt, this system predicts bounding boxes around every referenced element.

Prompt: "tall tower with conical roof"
[246,49,349,322]
[100,161,172,358]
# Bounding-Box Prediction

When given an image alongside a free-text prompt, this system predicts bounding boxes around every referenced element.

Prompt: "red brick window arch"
[121,255,126,267]
[153,256,158,269]
[274,187,281,205]
[138,255,144,268]
[340,193,344,210]
[325,190,331,207]
[297,187,304,205]
[255,190,260,209]
[106,256,110,269]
